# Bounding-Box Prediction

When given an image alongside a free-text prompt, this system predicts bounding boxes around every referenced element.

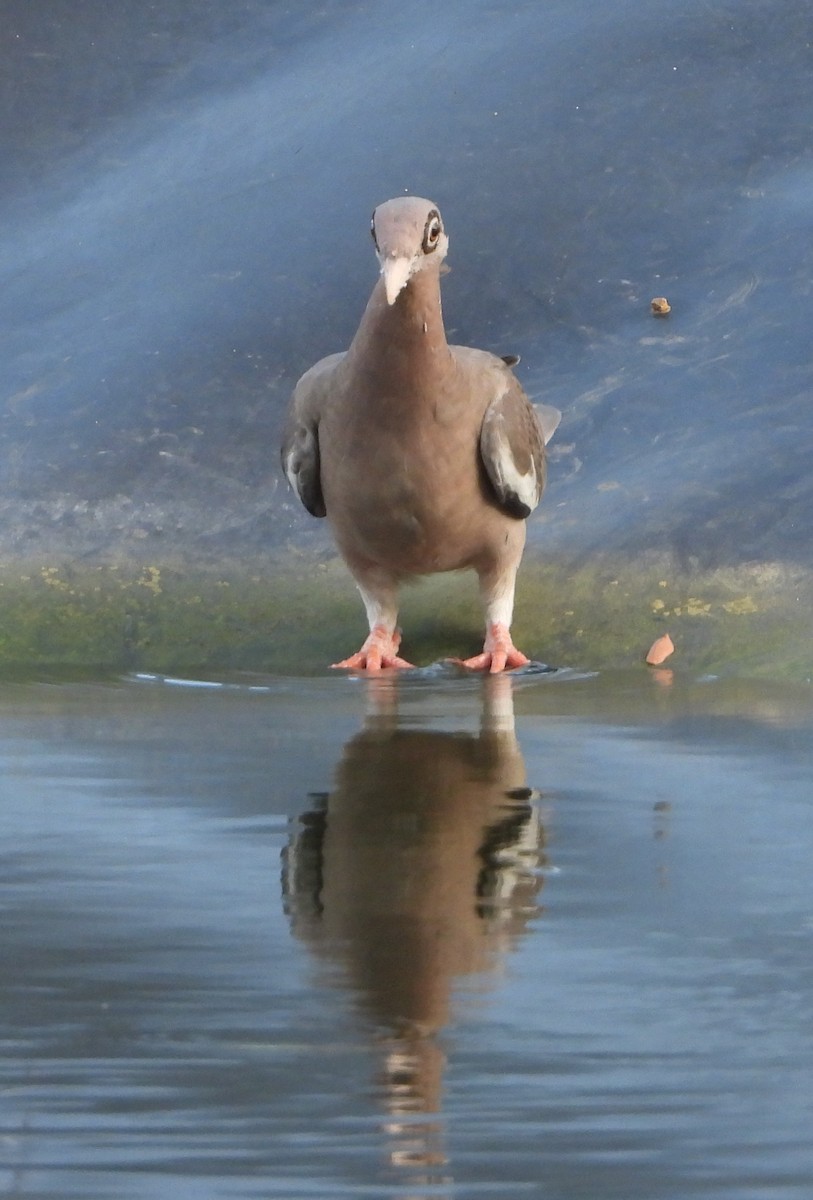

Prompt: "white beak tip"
[382,257,412,306]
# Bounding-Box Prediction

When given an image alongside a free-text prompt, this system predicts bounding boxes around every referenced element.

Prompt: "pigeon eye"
[422,213,442,253]
[370,215,378,248]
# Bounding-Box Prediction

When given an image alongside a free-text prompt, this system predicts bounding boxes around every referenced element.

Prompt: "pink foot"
[331,625,414,672]
[455,622,530,674]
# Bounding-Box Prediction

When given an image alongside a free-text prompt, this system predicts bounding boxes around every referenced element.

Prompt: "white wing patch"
[284,449,300,498]
[490,431,538,511]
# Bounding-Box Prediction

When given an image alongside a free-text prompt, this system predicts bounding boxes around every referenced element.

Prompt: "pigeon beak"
[381,256,413,306]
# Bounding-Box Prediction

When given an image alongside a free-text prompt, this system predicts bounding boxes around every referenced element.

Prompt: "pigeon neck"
[348,265,450,375]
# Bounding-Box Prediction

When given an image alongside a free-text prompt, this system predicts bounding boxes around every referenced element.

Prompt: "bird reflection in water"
[282,674,549,1187]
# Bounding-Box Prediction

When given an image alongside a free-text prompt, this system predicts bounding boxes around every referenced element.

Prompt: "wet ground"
[2,669,812,1198]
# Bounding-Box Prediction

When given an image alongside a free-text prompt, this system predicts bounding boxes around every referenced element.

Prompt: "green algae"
[0,554,809,681]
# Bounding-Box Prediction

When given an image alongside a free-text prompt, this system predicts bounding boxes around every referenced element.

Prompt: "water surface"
[2,671,811,1197]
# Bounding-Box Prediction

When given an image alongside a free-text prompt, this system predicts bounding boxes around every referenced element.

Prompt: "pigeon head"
[371,196,449,305]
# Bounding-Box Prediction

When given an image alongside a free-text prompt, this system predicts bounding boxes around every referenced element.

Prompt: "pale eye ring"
[422,212,442,253]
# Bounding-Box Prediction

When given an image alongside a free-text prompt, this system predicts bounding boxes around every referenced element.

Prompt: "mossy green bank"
[0,554,809,682]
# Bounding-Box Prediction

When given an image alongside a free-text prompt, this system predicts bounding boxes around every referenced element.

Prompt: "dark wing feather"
[280,352,344,519]
[479,378,547,520]
[280,420,325,517]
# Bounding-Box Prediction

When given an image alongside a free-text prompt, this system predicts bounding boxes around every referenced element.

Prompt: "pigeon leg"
[458,556,529,673]
[458,621,530,673]
[331,575,414,671]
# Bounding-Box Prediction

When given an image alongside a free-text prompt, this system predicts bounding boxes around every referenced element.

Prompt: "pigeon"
[281,196,560,672]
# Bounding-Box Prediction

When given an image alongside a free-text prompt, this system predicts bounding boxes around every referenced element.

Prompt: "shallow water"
[2,672,811,1198]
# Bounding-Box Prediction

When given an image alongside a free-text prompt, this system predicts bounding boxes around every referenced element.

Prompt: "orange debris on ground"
[646,633,675,665]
